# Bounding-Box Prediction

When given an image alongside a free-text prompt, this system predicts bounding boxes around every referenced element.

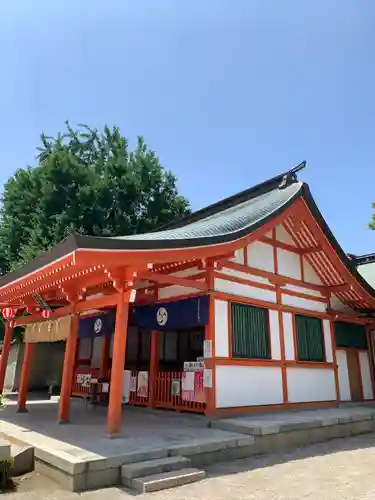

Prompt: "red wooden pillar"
[148,330,159,407]
[107,289,131,435]
[0,321,13,394]
[58,313,79,423]
[17,343,35,413]
[204,263,216,419]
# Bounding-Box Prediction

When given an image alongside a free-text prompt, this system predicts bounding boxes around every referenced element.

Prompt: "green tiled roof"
[115,182,302,242]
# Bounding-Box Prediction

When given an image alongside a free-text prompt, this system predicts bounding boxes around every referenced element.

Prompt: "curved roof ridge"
[158,161,307,231]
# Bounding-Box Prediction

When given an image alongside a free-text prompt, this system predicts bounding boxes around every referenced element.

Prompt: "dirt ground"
[6,431,375,499]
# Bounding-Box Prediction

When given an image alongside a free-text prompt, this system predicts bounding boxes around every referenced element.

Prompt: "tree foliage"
[0,122,190,274]
[370,204,375,230]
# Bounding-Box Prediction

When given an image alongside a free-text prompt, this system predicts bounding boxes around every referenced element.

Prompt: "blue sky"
[0,0,374,254]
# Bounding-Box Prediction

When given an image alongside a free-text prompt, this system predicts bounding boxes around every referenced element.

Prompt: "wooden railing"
[154,371,205,413]
[71,367,110,397]
[72,368,205,414]
[128,370,149,406]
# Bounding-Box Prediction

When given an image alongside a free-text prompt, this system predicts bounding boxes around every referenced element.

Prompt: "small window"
[295,314,325,362]
[231,303,270,359]
[335,322,367,349]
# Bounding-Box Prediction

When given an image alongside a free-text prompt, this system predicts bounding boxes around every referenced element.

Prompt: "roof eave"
[300,184,375,303]
[0,186,304,290]
[0,234,79,289]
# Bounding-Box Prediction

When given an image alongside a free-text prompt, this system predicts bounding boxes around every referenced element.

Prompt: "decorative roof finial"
[278,161,307,190]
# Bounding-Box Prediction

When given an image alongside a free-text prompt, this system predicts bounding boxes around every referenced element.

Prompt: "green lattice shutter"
[334,322,367,349]
[231,303,270,359]
[295,314,325,362]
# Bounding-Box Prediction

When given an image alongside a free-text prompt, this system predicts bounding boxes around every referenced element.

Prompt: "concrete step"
[121,455,191,487]
[10,444,34,477]
[0,440,11,461]
[132,468,206,493]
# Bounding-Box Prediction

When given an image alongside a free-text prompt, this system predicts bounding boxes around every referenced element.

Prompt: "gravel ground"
[6,432,375,499]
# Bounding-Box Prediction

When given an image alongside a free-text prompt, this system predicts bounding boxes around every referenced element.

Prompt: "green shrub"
[0,457,13,491]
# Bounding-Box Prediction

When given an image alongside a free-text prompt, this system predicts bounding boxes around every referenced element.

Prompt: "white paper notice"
[203,369,213,388]
[203,340,212,359]
[137,371,149,398]
[130,376,137,392]
[122,370,131,403]
[181,371,195,391]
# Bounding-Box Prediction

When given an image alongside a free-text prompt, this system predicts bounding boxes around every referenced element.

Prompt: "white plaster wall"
[246,241,274,272]
[158,283,201,300]
[269,310,281,360]
[215,365,283,407]
[215,278,277,303]
[302,259,323,285]
[336,350,351,401]
[283,284,324,299]
[322,319,333,362]
[27,343,65,389]
[214,299,229,357]
[275,224,297,246]
[221,267,272,286]
[4,344,21,391]
[286,367,336,402]
[229,248,245,264]
[134,280,152,290]
[281,293,327,313]
[85,293,105,301]
[172,267,201,277]
[359,351,374,400]
[330,295,356,315]
[277,248,302,280]
[283,312,295,360]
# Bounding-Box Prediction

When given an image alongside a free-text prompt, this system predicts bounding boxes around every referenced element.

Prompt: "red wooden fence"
[154,371,205,413]
[72,368,205,414]
[128,370,149,406]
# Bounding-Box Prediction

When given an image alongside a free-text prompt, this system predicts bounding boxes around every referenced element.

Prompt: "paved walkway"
[0,398,252,482]
[7,431,375,499]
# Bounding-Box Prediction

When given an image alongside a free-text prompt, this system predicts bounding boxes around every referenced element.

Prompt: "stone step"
[0,439,11,461]
[132,468,206,493]
[10,444,34,477]
[121,455,191,487]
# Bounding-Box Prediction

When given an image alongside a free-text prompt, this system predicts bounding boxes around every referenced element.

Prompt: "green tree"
[0,122,190,274]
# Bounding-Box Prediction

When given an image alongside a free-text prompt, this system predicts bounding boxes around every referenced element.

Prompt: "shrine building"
[0,162,375,436]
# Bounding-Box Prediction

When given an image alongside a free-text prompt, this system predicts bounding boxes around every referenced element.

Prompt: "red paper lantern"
[42,309,51,319]
[2,307,15,319]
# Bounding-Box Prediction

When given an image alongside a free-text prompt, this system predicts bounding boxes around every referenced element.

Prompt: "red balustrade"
[154,371,205,413]
[127,370,149,406]
[72,368,205,414]
[72,367,110,397]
